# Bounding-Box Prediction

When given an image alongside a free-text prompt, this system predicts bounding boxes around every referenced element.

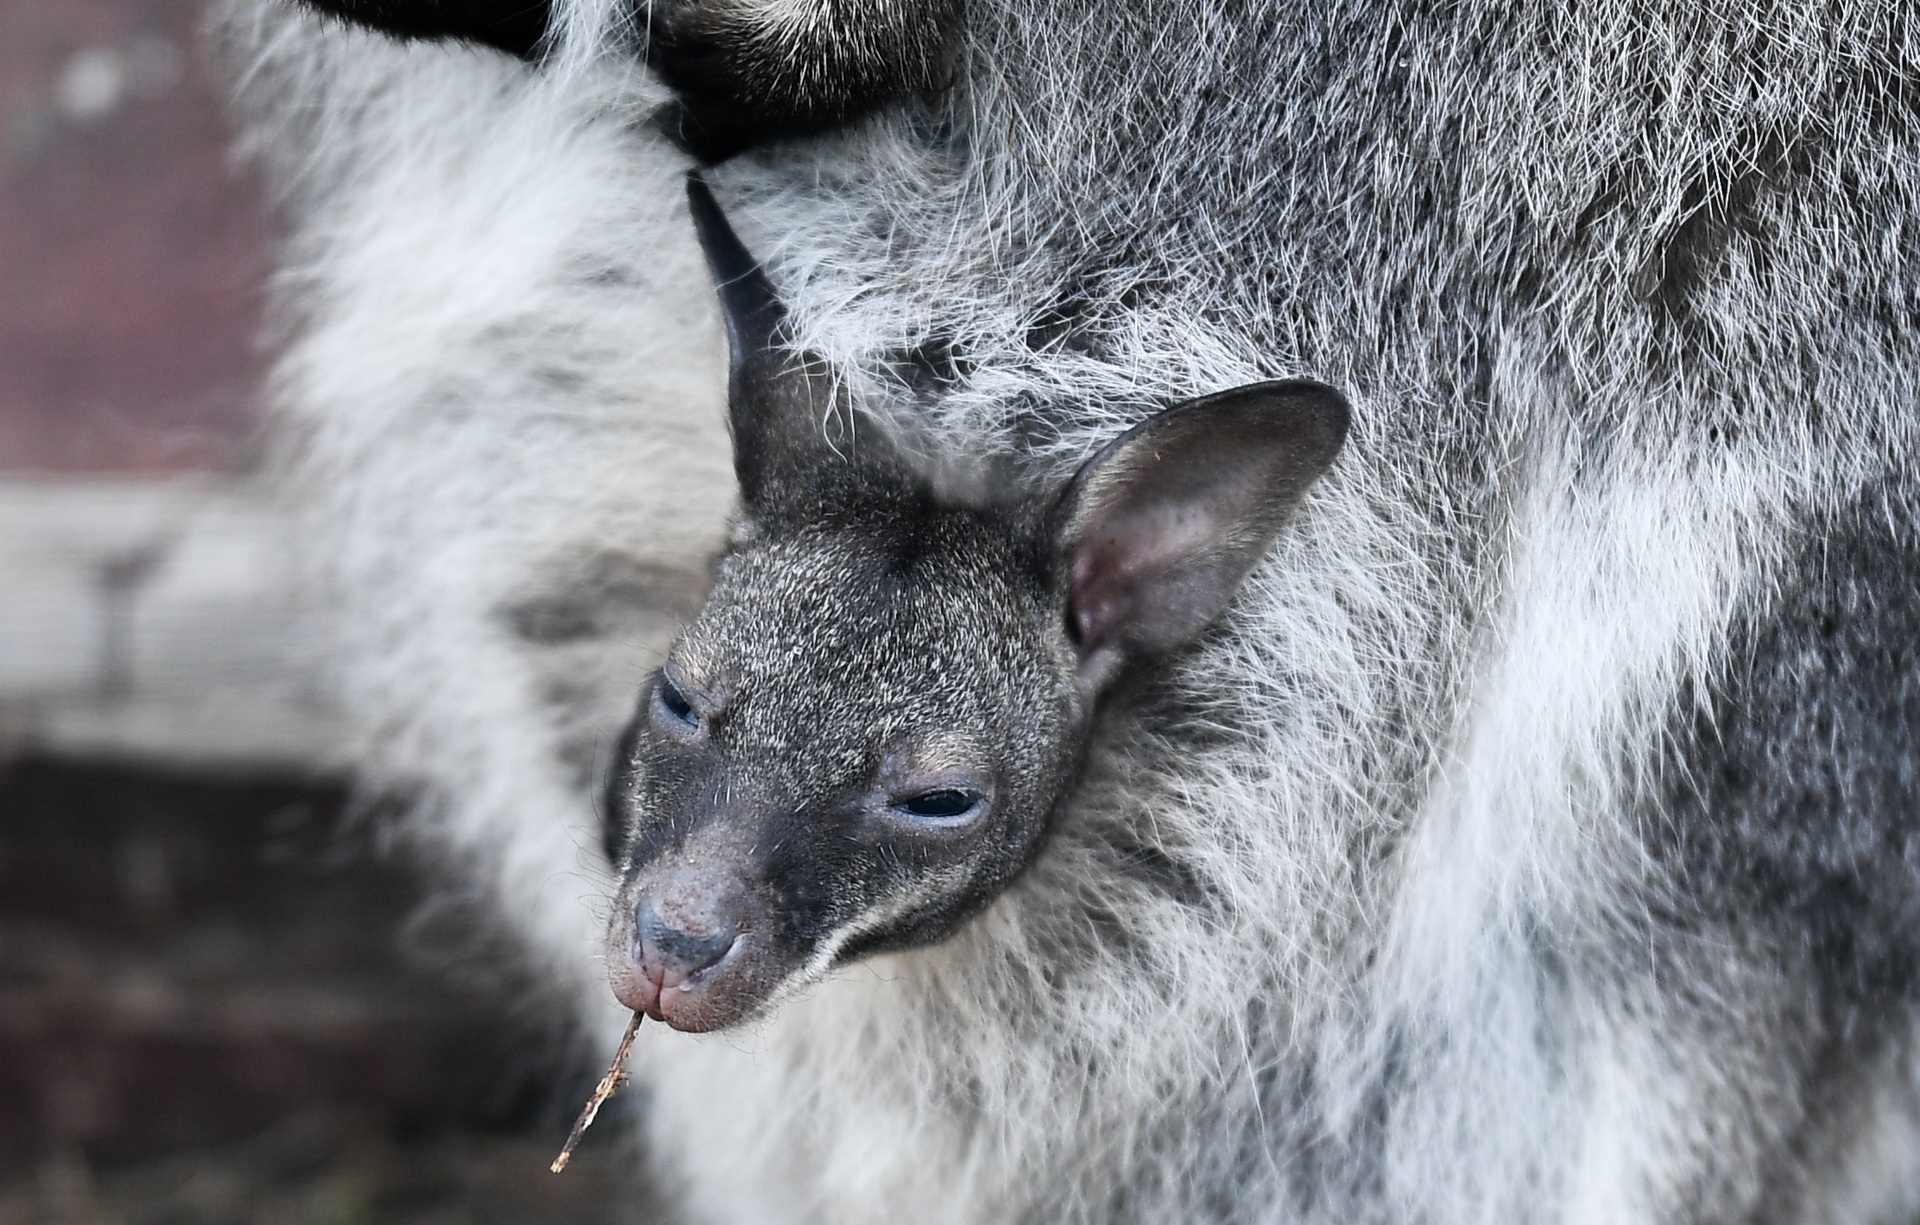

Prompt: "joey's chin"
[606,930,794,1033]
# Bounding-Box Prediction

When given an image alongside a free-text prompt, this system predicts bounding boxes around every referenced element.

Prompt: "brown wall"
[0,0,267,474]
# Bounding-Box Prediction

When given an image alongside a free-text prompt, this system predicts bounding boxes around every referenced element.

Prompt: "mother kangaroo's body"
[222,0,1920,1220]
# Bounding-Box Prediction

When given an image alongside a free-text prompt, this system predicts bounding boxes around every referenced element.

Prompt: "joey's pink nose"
[639,899,738,987]
[609,883,742,1022]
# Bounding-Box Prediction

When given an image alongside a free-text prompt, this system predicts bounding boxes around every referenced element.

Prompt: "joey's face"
[604,500,1084,1031]
[599,176,1349,1032]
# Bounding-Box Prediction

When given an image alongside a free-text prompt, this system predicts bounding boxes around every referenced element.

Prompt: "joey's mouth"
[607,921,796,1033]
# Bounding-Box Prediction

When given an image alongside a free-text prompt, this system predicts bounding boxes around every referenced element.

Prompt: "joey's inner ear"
[299,0,552,61]
[687,176,905,512]
[1050,379,1350,675]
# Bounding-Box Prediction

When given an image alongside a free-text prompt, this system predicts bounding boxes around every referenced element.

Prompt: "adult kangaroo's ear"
[687,176,900,513]
[1049,379,1349,686]
[299,0,553,60]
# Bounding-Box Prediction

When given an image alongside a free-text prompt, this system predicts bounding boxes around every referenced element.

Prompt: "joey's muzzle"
[607,864,787,1032]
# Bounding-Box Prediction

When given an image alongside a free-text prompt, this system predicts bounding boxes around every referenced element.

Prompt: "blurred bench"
[0,478,345,771]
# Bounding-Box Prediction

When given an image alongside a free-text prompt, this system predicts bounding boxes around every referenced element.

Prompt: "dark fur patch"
[299,0,553,60]
[644,0,964,162]
[1656,493,1920,1008]
[500,553,705,646]
[1639,489,1920,1212]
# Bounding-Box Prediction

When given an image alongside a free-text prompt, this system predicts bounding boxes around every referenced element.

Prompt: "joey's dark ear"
[300,0,552,60]
[1049,379,1349,678]
[687,175,902,512]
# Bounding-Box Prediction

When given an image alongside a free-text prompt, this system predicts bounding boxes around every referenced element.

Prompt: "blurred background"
[0,2,654,1220]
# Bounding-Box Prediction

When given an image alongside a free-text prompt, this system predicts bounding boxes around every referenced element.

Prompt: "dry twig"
[551,1012,645,1174]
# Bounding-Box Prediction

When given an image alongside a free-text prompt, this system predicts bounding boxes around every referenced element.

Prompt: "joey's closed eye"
[892,789,984,822]
[654,672,699,730]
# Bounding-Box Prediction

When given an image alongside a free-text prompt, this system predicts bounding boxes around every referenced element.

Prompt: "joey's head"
[603,178,1350,1031]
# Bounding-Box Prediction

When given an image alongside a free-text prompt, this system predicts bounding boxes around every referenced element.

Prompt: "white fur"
[216,2,730,1028]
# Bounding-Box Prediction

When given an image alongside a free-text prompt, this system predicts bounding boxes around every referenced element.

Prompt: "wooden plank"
[0,479,346,769]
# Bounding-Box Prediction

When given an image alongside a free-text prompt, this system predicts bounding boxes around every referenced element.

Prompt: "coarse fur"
[217,0,1920,1222]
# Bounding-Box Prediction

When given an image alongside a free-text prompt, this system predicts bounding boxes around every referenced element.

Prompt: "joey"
[601,177,1349,1031]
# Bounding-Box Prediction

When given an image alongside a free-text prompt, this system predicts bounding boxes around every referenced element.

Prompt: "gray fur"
[218,0,1920,1220]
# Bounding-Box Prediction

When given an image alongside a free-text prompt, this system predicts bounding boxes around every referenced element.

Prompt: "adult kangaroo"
[223,0,1920,1220]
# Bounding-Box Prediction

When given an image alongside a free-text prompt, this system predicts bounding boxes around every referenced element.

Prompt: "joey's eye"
[654,673,697,728]
[892,789,983,822]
